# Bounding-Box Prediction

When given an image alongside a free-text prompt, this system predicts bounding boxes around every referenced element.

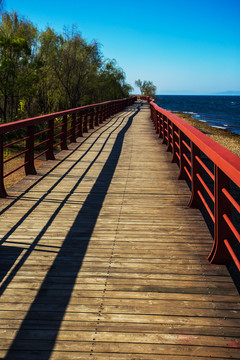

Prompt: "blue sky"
[5,0,240,94]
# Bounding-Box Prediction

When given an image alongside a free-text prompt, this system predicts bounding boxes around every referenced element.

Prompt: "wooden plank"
[0,101,239,359]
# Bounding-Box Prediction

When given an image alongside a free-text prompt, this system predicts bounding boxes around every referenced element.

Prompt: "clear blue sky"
[5,0,240,94]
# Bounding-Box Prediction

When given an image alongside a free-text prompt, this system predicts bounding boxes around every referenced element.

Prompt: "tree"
[135,79,157,98]
[97,59,133,102]
[135,79,143,94]
[0,11,39,121]
[0,10,134,122]
[38,26,102,111]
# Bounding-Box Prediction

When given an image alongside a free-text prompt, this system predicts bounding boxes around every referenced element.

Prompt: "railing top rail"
[0,97,131,135]
[150,101,240,187]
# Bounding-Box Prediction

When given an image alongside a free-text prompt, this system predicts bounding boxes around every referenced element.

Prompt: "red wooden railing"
[150,100,240,270]
[137,95,152,102]
[0,97,136,197]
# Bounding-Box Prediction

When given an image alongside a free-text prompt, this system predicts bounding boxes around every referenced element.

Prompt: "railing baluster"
[166,119,171,152]
[61,115,68,150]
[99,106,103,124]
[0,97,136,198]
[46,119,55,160]
[0,134,7,197]
[149,99,240,269]
[94,107,99,127]
[77,112,83,137]
[25,125,37,175]
[162,116,168,145]
[171,124,179,164]
[178,130,188,180]
[208,166,232,264]
[83,111,88,133]
[103,105,107,121]
[188,142,201,208]
[70,113,76,142]
[89,109,94,130]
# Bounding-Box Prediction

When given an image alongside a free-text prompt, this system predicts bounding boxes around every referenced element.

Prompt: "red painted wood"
[0,97,136,198]
[150,100,240,270]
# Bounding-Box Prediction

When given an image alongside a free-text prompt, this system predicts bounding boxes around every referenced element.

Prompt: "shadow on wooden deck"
[3,106,140,359]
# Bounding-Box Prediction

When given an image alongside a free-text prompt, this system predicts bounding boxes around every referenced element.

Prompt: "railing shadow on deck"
[146,96,240,293]
[0,97,136,199]
[3,106,140,359]
[0,110,127,217]
[0,110,132,287]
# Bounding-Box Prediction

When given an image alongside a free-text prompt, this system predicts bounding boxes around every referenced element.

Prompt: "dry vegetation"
[174,112,240,157]
[4,156,44,190]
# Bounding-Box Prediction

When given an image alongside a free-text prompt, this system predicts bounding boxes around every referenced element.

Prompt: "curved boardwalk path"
[0,101,239,359]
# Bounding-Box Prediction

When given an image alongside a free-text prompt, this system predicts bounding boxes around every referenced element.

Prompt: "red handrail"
[150,100,240,270]
[137,95,153,103]
[0,97,136,197]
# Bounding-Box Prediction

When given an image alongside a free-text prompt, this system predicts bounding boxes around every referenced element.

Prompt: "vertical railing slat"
[0,134,7,197]
[188,142,201,208]
[208,166,232,264]
[70,113,77,143]
[61,115,68,150]
[25,125,37,175]
[46,119,55,160]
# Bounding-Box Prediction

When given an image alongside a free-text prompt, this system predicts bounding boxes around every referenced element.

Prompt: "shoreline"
[173,111,240,158]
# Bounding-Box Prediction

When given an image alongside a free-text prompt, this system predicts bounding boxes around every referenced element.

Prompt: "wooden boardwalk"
[0,101,239,359]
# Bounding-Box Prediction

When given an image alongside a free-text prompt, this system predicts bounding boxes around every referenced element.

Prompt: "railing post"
[178,130,188,180]
[101,105,105,122]
[158,113,163,139]
[105,104,109,120]
[25,125,37,175]
[162,115,168,145]
[154,108,157,128]
[156,112,160,136]
[188,143,202,208]
[77,112,83,137]
[70,113,76,143]
[113,102,117,115]
[171,124,179,163]
[95,107,99,127]
[89,109,94,130]
[166,119,172,152]
[208,166,232,265]
[83,111,88,133]
[0,134,7,198]
[99,106,103,124]
[61,115,68,150]
[109,103,112,117]
[150,105,153,122]
[104,104,108,120]
[46,119,55,160]
[153,109,157,131]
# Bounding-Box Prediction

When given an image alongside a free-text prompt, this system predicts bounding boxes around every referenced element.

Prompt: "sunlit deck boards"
[0,101,239,359]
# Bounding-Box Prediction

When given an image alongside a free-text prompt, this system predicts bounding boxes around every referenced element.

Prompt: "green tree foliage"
[135,79,157,98]
[0,11,39,121]
[97,59,133,102]
[0,11,133,123]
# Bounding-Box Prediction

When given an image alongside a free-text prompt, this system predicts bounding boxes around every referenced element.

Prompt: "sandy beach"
[174,112,240,158]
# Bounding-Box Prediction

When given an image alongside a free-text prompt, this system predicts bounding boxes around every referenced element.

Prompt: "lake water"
[155,95,240,135]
